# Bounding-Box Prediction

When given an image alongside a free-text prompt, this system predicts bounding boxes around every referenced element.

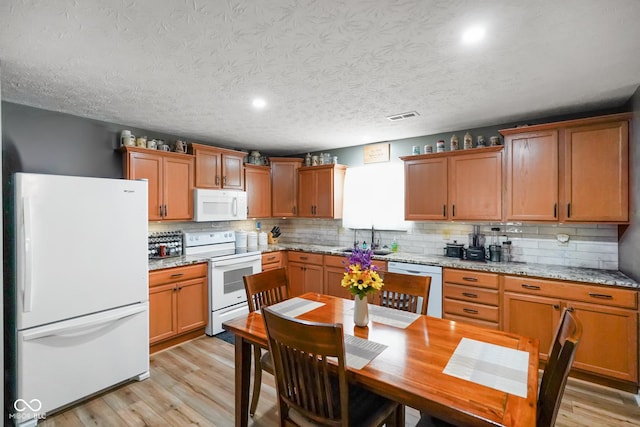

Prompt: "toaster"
[444,242,465,258]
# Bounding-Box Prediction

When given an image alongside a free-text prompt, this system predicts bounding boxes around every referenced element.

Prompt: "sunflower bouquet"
[341,247,384,299]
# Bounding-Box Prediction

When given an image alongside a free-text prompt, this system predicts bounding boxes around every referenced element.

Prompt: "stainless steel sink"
[338,247,392,256]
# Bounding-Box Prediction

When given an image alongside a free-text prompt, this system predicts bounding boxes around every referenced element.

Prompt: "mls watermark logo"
[10,398,46,422]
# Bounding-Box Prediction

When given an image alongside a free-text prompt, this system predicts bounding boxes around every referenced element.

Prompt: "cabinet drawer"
[288,251,323,265]
[504,276,637,309]
[262,252,282,265]
[444,313,500,330]
[444,283,499,306]
[325,254,347,268]
[444,299,500,323]
[444,268,499,289]
[149,263,208,287]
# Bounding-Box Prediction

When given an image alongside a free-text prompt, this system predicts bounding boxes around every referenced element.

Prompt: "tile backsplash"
[149,219,619,270]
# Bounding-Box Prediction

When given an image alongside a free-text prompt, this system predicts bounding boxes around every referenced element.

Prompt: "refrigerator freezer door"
[17,303,149,418]
[15,173,148,330]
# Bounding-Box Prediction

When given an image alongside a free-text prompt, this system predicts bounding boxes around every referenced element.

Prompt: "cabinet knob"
[553,304,560,310]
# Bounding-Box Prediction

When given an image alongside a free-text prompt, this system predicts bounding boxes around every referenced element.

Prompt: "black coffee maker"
[466,225,486,261]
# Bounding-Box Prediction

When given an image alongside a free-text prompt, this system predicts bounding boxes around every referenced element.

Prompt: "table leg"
[235,335,252,427]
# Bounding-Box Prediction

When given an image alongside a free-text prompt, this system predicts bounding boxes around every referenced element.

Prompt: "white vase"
[353,295,369,327]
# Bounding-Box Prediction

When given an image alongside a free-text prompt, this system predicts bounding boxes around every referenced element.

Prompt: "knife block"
[267,232,279,245]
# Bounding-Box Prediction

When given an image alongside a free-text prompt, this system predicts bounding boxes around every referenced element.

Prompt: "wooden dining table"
[222,293,539,427]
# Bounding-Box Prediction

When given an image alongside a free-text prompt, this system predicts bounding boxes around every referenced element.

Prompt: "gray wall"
[619,86,640,281]
[307,108,629,168]
[0,63,4,426]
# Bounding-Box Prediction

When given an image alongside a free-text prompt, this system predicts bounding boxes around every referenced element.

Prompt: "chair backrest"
[377,271,432,315]
[243,267,290,313]
[262,306,350,427]
[537,308,583,427]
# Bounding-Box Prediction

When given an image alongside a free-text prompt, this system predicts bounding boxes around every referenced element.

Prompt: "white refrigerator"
[14,173,149,423]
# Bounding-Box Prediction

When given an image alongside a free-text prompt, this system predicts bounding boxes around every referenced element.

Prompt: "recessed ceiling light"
[461,26,485,44]
[252,98,266,109]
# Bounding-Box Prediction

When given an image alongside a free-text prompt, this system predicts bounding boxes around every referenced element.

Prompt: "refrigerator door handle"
[21,304,147,341]
[22,196,34,312]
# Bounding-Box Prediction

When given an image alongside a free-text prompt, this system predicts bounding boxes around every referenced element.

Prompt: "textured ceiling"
[1,0,640,155]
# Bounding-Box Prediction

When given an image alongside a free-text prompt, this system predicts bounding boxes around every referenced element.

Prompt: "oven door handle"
[210,257,260,268]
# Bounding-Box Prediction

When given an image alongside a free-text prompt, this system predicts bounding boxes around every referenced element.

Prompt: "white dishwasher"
[387,262,442,318]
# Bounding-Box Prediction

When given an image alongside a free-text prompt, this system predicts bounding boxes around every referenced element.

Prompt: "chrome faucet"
[371,226,378,250]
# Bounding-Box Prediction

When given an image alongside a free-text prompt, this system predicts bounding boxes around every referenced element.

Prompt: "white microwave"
[193,189,248,222]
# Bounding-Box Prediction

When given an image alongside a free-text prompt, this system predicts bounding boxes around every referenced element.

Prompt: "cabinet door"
[245,166,272,218]
[288,261,306,296]
[127,151,163,221]
[176,277,208,334]
[314,168,334,218]
[163,156,194,221]
[569,302,638,382]
[195,149,221,188]
[271,159,302,217]
[149,283,177,344]
[298,169,316,217]
[562,120,629,222]
[505,131,559,221]
[222,153,245,189]
[404,157,448,220]
[304,264,324,294]
[503,292,562,360]
[325,266,351,299]
[449,151,502,220]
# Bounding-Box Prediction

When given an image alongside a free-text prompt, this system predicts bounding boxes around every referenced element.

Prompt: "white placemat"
[266,297,325,318]
[443,337,529,398]
[347,303,420,329]
[343,334,388,370]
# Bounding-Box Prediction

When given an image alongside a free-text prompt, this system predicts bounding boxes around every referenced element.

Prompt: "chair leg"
[250,345,263,417]
[393,404,405,427]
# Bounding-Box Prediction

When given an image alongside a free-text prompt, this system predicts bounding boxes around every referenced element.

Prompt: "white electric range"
[183,231,262,335]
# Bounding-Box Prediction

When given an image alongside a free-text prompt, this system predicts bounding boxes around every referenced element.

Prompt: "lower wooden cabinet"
[261,252,283,271]
[443,268,500,329]
[324,255,351,299]
[288,252,324,296]
[149,263,208,353]
[503,275,638,387]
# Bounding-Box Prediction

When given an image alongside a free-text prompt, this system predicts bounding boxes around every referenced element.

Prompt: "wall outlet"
[557,234,570,245]
[442,228,451,240]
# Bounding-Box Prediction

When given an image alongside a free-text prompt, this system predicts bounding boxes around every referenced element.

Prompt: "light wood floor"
[40,336,640,426]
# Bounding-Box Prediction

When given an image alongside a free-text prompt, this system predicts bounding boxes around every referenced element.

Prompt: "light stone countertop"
[149,243,639,290]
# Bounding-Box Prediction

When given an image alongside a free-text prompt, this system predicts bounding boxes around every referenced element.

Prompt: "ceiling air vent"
[386,111,420,121]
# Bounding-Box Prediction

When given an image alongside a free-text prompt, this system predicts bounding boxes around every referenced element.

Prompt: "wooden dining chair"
[377,271,431,315]
[416,308,583,427]
[243,267,290,417]
[262,306,403,427]
[537,307,583,427]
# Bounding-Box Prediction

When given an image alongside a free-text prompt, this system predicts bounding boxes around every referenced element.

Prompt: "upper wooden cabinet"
[190,143,246,190]
[561,119,629,222]
[501,113,631,223]
[505,130,559,221]
[298,164,347,218]
[404,157,448,220]
[401,146,503,221]
[245,164,271,218]
[271,157,303,217]
[122,147,194,221]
